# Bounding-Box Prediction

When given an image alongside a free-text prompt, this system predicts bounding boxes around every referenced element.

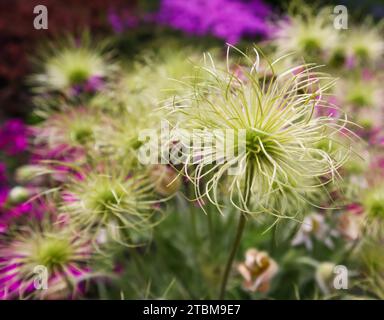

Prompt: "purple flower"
[69,75,105,96]
[84,75,105,92]
[108,10,125,33]
[0,119,29,156]
[156,0,272,44]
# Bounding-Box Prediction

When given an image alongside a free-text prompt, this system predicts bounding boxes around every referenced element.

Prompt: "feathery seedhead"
[334,73,384,136]
[164,47,354,217]
[61,166,159,244]
[95,109,161,165]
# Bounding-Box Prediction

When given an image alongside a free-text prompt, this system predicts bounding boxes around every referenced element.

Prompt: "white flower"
[292,213,337,250]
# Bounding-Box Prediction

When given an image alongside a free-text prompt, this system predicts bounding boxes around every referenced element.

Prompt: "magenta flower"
[70,75,105,96]
[0,119,29,156]
[0,163,10,233]
[0,163,6,185]
[0,200,8,234]
[84,75,105,92]
[315,96,341,119]
[0,188,8,213]
[0,197,47,235]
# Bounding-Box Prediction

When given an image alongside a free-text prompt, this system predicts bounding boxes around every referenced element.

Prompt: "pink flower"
[237,248,278,293]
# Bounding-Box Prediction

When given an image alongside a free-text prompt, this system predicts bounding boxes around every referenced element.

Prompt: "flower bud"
[315,262,336,295]
[8,186,30,204]
[15,165,45,184]
[237,248,278,293]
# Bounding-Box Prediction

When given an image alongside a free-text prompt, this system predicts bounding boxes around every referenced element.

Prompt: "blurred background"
[1,0,383,119]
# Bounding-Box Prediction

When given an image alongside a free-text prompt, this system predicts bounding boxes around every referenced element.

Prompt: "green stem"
[218,212,247,299]
[218,165,253,299]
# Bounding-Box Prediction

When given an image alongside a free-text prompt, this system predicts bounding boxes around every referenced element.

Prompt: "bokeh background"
[1,0,384,300]
[1,0,383,118]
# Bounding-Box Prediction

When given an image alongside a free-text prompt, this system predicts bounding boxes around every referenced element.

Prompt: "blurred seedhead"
[60,165,163,247]
[93,107,162,167]
[357,237,384,299]
[0,207,97,300]
[333,72,384,130]
[270,2,384,72]
[342,19,384,69]
[29,32,119,101]
[354,159,384,240]
[102,45,222,116]
[32,106,109,162]
[362,184,384,221]
[270,4,338,64]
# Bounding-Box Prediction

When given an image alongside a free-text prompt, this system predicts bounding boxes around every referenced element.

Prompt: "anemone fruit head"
[61,167,160,245]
